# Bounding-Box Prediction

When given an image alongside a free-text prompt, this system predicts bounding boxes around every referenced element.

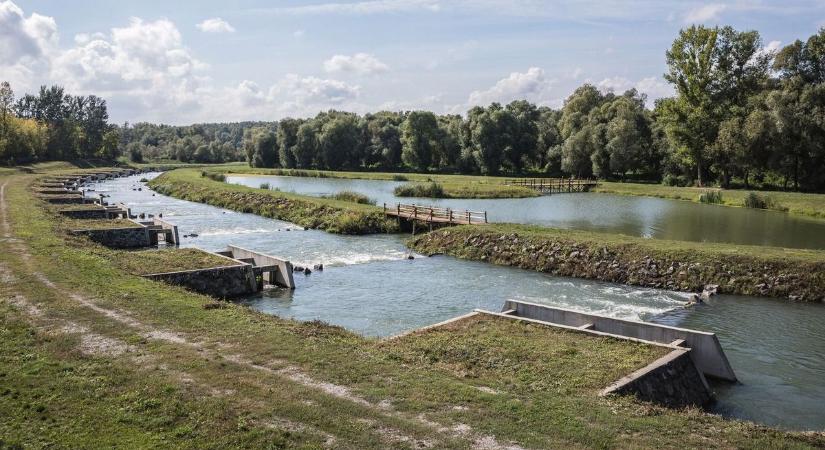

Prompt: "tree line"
[3,26,825,191]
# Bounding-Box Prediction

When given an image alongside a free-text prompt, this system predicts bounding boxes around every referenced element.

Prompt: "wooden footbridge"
[384,203,487,226]
[505,178,598,194]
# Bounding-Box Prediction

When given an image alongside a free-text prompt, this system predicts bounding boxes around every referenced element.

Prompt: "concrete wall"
[59,208,109,219]
[226,244,294,288]
[502,300,736,381]
[143,264,257,298]
[72,226,151,248]
[601,349,713,408]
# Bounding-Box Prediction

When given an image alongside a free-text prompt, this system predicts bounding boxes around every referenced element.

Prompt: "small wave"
[292,251,408,268]
[198,228,279,236]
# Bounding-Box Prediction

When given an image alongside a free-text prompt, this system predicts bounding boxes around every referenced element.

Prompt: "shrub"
[201,172,226,182]
[743,192,780,210]
[392,174,409,181]
[394,182,447,198]
[662,174,690,187]
[699,190,723,204]
[327,190,373,204]
[259,182,270,190]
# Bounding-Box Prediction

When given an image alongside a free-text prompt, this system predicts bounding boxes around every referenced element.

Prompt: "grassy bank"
[115,248,240,275]
[595,181,825,220]
[409,224,825,301]
[148,168,398,234]
[2,166,824,447]
[213,164,539,199]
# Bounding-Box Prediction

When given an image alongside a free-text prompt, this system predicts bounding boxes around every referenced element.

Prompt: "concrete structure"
[600,347,712,407]
[399,300,740,408]
[136,218,179,246]
[72,223,152,248]
[143,261,257,298]
[143,246,295,297]
[217,245,294,288]
[72,218,179,248]
[501,300,736,381]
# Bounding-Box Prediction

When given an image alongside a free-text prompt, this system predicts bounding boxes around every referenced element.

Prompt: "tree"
[293,122,318,168]
[277,118,300,168]
[0,81,13,141]
[319,115,360,169]
[504,100,539,172]
[400,111,439,171]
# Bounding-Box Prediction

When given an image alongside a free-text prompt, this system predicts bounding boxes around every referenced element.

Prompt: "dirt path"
[0,177,525,450]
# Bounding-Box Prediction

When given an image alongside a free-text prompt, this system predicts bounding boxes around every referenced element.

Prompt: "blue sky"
[2,1,823,124]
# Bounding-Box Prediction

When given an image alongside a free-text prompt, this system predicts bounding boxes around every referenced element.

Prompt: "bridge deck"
[384,203,487,225]
[505,178,598,193]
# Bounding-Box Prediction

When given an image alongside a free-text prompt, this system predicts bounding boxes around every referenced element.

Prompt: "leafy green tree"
[401,111,439,171]
[277,118,300,168]
[293,121,318,168]
[319,115,360,169]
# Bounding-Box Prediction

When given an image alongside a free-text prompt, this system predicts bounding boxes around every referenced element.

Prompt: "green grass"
[394,181,448,198]
[594,181,825,219]
[149,169,398,234]
[115,248,240,275]
[409,224,825,301]
[61,218,142,230]
[1,167,824,448]
[323,190,374,204]
[214,164,539,199]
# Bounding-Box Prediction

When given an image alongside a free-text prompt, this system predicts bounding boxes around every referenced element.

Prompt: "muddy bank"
[408,225,825,301]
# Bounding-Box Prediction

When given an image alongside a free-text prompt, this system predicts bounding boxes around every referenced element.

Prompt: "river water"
[227,174,825,250]
[93,173,825,431]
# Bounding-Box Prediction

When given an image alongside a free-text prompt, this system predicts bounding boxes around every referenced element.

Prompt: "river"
[93,173,825,431]
[227,174,825,250]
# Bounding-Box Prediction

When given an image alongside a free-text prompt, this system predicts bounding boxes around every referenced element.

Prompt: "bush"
[201,171,226,182]
[392,174,409,181]
[259,182,270,190]
[327,190,373,204]
[743,192,780,210]
[699,190,723,204]
[662,174,690,187]
[394,182,447,198]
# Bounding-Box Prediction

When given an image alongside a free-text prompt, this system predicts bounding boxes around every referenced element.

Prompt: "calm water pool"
[228,174,825,250]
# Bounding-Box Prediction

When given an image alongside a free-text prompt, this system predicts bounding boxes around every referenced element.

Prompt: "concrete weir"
[72,218,179,248]
[143,247,294,297]
[500,299,736,382]
[395,300,735,408]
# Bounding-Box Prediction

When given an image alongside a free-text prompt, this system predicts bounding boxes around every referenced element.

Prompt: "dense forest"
[2,26,825,191]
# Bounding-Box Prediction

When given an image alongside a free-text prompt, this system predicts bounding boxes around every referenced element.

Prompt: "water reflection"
[228,174,825,250]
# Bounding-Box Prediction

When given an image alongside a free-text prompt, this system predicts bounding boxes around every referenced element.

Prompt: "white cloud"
[293,29,305,38]
[0,1,57,90]
[272,74,360,105]
[323,53,389,74]
[597,76,673,106]
[468,67,555,106]
[196,17,235,33]
[684,3,726,23]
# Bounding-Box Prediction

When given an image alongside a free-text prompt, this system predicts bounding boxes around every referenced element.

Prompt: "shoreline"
[408,224,825,302]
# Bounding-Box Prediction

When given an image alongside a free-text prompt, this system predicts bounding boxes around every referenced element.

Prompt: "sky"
[2,0,823,125]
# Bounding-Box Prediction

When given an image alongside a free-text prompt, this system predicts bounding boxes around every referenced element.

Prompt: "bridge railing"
[384,203,487,224]
[504,178,598,191]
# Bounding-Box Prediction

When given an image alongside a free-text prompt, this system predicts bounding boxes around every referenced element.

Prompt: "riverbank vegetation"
[3,168,824,448]
[409,224,825,301]
[594,181,825,218]
[324,190,374,204]
[148,169,397,234]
